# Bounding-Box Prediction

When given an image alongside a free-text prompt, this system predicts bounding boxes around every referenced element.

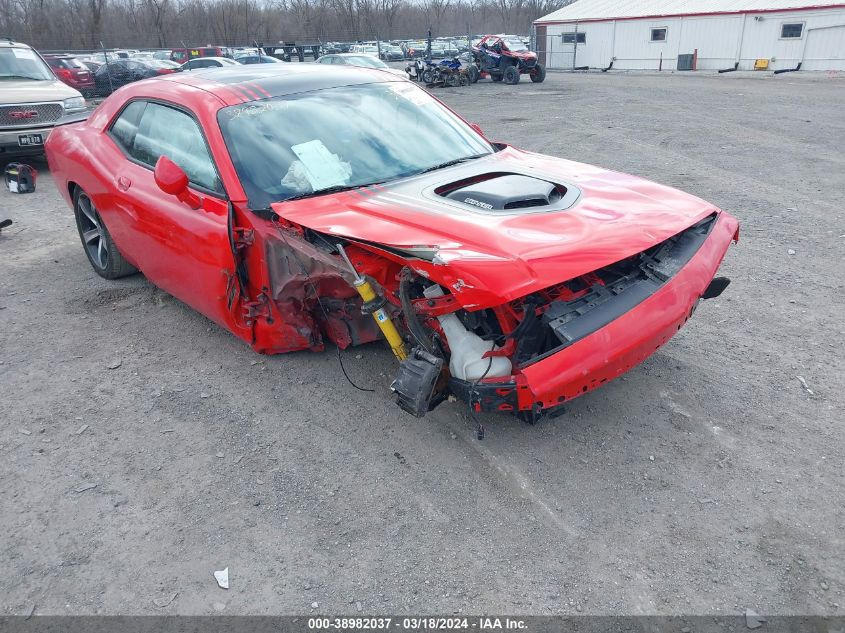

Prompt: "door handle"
[117,176,131,191]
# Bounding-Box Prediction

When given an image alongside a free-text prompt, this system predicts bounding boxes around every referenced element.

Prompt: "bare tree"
[2,0,568,49]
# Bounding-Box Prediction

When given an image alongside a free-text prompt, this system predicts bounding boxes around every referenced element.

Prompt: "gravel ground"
[1,70,843,617]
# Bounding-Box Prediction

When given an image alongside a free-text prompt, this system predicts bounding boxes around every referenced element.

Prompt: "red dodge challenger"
[45,64,739,422]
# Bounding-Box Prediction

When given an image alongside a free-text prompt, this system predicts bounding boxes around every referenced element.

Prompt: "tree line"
[0,0,572,51]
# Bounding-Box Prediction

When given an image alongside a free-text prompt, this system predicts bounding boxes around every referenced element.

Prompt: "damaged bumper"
[455,211,740,415]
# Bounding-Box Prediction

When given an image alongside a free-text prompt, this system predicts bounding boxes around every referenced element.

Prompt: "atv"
[470,35,545,85]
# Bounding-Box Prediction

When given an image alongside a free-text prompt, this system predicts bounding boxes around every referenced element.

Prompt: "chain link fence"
[38,30,533,98]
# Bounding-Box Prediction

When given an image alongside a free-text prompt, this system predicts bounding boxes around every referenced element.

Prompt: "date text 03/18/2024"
[307,617,527,630]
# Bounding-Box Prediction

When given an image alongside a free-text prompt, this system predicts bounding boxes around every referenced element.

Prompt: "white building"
[534,0,845,71]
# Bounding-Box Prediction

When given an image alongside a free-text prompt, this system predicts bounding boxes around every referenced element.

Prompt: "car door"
[104,99,242,333]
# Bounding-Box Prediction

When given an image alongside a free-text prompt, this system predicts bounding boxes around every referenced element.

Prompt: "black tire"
[530,63,546,83]
[73,187,137,279]
[491,72,503,82]
[468,65,480,83]
[420,69,434,84]
[504,65,520,84]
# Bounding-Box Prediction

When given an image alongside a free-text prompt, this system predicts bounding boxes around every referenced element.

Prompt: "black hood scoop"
[435,173,579,214]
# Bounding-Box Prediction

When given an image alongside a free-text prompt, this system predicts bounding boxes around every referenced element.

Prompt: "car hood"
[270,146,721,307]
[0,78,81,103]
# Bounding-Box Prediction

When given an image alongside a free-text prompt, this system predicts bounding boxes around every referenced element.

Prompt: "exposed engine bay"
[264,212,730,423]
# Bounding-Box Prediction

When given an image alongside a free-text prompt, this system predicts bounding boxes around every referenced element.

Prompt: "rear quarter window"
[109,101,146,152]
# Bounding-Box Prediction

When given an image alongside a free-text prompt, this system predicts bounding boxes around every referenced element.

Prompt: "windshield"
[347,55,387,68]
[505,38,528,52]
[218,81,492,209]
[0,47,55,80]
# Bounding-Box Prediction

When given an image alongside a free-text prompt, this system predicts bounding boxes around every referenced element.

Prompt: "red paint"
[270,146,723,310]
[520,212,738,408]
[45,70,739,416]
[153,156,201,209]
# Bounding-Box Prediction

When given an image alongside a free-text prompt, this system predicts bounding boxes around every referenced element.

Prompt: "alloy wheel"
[77,193,108,269]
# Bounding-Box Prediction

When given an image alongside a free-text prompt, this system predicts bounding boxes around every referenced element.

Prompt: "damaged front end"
[263,208,739,422]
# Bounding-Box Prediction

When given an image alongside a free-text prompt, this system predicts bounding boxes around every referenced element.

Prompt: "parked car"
[146,59,181,73]
[429,44,447,59]
[93,59,161,96]
[471,34,545,84]
[76,51,118,68]
[180,56,238,71]
[79,59,103,73]
[441,42,460,57]
[349,45,380,57]
[315,53,405,76]
[169,46,226,64]
[380,45,405,61]
[45,64,738,422]
[0,39,86,157]
[43,54,95,96]
[235,55,282,65]
[402,42,427,59]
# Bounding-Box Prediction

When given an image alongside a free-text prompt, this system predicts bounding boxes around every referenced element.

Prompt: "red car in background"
[44,65,738,423]
[43,54,95,96]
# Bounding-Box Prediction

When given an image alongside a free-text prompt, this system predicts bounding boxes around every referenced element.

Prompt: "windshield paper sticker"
[290,139,351,190]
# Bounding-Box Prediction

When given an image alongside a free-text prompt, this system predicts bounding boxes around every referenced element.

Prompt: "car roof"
[187,56,232,63]
[157,63,398,102]
[0,39,32,49]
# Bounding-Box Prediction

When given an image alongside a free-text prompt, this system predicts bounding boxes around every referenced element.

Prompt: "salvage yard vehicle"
[45,64,738,422]
[316,53,406,77]
[471,35,545,84]
[43,54,95,96]
[1,38,87,157]
[180,56,238,71]
[92,58,167,96]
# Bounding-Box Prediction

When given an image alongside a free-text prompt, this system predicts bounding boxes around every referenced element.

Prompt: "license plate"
[18,133,43,147]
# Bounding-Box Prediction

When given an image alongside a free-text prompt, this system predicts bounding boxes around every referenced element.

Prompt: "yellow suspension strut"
[336,244,407,361]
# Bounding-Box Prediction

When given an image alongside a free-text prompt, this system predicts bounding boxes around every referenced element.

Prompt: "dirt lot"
[1,70,843,617]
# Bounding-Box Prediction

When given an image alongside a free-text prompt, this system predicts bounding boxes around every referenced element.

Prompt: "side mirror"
[154,156,201,209]
[470,123,484,136]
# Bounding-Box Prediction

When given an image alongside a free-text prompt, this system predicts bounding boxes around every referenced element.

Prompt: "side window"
[650,27,668,42]
[109,100,146,153]
[129,102,223,194]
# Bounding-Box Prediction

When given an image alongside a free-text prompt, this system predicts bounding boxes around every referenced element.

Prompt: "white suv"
[0,37,87,157]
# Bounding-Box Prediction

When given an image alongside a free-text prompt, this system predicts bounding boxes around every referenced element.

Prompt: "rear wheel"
[530,63,546,83]
[420,68,434,84]
[468,65,480,83]
[73,187,137,279]
[504,65,520,84]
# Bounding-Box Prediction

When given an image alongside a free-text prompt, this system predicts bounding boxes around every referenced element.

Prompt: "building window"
[650,27,668,42]
[780,22,804,38]
[562,32,586,44]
